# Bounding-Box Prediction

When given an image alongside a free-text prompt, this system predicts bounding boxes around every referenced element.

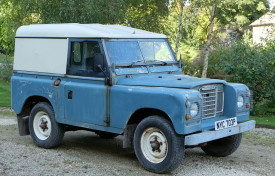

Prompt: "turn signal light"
[246,103,250,108]
[186,114,190,120]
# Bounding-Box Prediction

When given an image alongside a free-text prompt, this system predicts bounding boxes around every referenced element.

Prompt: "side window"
[71,42,82,69]
[67,41,106,77]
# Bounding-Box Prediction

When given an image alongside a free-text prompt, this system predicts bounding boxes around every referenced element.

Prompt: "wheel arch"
[16,95,53,136]
[126,108,173,127]
[18,95,53,117]
[123,108,175,149]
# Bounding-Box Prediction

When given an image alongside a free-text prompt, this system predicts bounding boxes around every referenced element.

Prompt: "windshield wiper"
[158,61,167,65]
[130,59,144,67]
[147,60,168,65]
[129,60,168,67]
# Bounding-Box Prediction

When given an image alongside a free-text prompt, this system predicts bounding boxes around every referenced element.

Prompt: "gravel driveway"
[0,114,274,176]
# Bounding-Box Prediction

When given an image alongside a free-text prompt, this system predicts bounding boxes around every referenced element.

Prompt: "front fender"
[224,83,250,120]
[110,85,199,134]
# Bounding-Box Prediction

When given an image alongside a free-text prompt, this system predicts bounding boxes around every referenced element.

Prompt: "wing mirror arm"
[97,65,107,77]
[97,65,112,86]
[94,53,112,86]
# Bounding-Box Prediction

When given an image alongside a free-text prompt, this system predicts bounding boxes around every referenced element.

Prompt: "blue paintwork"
[11,38,252,137]
[12,70,251,135]
[110,85,200,134]
[116,73,226,88]
[63,78,106,126]
[11,73,59,116]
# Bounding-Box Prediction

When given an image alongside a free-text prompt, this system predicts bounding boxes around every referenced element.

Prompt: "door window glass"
[68,41,105,77]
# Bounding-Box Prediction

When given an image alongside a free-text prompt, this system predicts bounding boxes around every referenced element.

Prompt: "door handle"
[68,90,73,99]
[53,78,61,86]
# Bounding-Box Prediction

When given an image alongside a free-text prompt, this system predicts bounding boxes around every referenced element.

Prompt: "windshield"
[105,40,175,64]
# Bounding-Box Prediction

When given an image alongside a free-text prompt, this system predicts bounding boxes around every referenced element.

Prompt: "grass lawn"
[250,115,275,127]
[0,79,11,106]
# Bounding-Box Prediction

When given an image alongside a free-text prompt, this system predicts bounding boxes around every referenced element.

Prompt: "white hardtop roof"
[16,23,167,39]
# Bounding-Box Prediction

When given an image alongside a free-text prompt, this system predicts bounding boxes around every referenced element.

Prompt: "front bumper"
[185,120,255,146]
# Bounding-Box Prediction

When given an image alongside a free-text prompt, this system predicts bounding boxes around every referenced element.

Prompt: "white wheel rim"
[33,111,52,140]
[140,127,168,163]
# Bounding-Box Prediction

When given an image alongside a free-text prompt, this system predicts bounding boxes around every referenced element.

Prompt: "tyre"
[95,131,119,139]
[201,133,242,157]
[133,116,185,174]
[29,102,65,149]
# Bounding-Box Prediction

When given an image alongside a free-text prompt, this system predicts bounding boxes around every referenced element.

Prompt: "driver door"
[64,39,108,126]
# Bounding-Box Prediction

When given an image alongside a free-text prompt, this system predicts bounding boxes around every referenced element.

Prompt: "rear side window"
[72,42,82,63]
[67,41,106,77]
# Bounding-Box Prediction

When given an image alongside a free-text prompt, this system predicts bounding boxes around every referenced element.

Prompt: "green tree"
[174,0,185,59]
[37,0,127,24]
[0,0,170,54]
[124,0,169,33]
[0,0,37,54]
[185,0,269,77]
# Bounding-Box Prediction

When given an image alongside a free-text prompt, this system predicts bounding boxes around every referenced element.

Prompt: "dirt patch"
[256,124,275,130]
[0,118,17,126]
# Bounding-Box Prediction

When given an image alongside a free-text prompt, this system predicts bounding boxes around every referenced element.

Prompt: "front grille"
[200,84,223,119]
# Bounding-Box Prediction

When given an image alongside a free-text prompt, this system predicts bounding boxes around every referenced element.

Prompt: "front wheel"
[133,116,185,174]
[201,133,242,157]
[29,102,65,149]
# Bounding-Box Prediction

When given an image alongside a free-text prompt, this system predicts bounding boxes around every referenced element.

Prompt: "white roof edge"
[16,23,167,39]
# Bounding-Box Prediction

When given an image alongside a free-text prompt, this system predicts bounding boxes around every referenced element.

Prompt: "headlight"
[237,96,244,108]
[190,103,198,117]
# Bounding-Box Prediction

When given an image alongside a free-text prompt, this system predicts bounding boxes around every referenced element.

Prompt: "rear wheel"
[201,133,242,157]
[29,102,65,149]
[133,116,185,174]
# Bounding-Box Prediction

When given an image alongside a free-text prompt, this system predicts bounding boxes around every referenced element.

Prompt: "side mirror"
[93,53,104,72]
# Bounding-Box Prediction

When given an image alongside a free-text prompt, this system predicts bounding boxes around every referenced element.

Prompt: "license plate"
[215,117,237,131]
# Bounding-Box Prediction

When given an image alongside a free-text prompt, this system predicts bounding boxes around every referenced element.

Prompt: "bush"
[182,56,203,76]
[254,99,275,115]
[0,55,13,81]
[208,40,275,112]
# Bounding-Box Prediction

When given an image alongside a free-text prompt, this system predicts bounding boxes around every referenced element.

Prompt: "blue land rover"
[12,24,255,173]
